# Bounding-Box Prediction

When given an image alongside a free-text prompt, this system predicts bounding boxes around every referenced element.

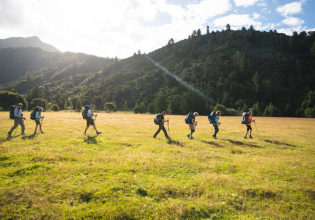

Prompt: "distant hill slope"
[0,29,314,116]
[0,36,60,53]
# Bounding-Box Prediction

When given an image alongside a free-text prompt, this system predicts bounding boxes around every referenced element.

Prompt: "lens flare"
[144,54,217,105]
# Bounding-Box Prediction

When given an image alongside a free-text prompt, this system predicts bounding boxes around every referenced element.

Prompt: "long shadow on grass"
[167,139,184,147]
[201,140,225,148]
[264,139,297,148]
[0,134,22,144]
[22,134,36,140]
[222,139,261,148]
[84,136,98,144]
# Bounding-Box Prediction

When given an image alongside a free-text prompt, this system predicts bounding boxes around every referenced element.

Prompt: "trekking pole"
[167,120,170,138]
[254,121,259,138]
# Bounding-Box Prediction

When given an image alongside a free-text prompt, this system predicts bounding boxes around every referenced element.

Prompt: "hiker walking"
[8,103,26,135]
[153,111,170,140]
[84,104,101,135]
[212,111,221,139]
[187,112,198,139]
[34,107,44,134]
[244,112,255,139]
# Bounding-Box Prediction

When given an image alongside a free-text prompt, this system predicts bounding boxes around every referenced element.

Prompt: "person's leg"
[215,125,219,137]
[84,118,90,135]
[153,123,162,137]
[249,126,253,138]
[35,124,39,134]
[20,119,25,134]
[8,118,19,134]
[212,125,216,137]
[161,125,169,139]
[245,125,250,138]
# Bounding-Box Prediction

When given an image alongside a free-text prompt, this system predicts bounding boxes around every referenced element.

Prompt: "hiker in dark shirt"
[153,111,170,140]
[8,103,26,135]
[187,112,198,139]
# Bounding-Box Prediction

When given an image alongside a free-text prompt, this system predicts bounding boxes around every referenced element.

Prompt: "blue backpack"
[185,112,193,124]
[208,111,216,124]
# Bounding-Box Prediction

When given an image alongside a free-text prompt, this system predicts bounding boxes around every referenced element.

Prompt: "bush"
[51,104,59,112]
[0,91,28,110]
[30,98,49,110]
[214,104,227,115]
[226,108,238,116]
[305,107,315,118]
[263,102,281,117]
[134,103,146,114]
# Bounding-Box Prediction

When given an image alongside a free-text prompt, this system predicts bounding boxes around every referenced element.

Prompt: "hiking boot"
[187,134,191,139]
[97,131,102,135]
[244,136,247,139]
[41,131,45,134]
[153,136,156,138]
[21,132,25,135]
[34,131,37,135]
[190,136,194,139]
[8,132,11,135]
[249,135,253,139]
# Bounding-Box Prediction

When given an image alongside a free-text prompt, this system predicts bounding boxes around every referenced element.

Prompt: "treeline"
[0,26,315,117]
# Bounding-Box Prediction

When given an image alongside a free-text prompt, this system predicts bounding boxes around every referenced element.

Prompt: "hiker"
[8,103,26,135]
[34,107,44,134]
[153,111,170,139]
[187,112,198,139]
[212,111,221,139]
[244,111,255,139]
[84,104,101,135]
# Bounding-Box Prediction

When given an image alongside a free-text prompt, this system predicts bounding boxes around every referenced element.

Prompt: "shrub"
[226,108,238,116]
[214,104,227,115]
[305,107,315,118]
[51,104,59,112]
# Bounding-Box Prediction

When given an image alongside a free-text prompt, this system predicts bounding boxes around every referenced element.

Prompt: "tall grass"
[0,112,314,219]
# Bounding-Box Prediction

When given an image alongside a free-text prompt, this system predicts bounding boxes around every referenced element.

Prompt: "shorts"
[189,123,195,131]
[246,125,252,131]
[35,119,41,125]
[87,117,94,126]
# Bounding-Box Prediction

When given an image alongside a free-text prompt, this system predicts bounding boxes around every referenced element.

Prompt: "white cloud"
[253,13,260,19]
[213,14,262,29]
[276,0,305,16]
[282,17,304,26]
[233,0,260,7]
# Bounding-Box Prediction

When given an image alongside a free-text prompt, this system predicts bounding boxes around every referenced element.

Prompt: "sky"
[1,0,315,59]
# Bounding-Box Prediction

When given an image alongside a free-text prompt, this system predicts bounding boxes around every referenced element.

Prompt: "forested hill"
[1,28,315,117]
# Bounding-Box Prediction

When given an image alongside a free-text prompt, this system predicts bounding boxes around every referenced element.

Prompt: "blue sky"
[0,0,314,58]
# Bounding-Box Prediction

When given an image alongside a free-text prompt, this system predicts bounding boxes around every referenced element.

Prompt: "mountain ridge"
[0,36,60,53]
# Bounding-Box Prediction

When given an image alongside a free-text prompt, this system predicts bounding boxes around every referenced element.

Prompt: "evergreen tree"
[123,100,128,112]
[155,90,167,113]
[252,102,260,116]
[76,98,82,112]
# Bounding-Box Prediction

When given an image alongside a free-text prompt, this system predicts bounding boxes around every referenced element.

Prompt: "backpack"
[9,105,16,119]
[208,111,216,124]
[30,106,40,120]
[241,112,250,124]
[82,105,90,119]
[185,112,193,124]
[154,113,162,125]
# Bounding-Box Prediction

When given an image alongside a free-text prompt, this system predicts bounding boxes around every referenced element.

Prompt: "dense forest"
[1,26,315,117]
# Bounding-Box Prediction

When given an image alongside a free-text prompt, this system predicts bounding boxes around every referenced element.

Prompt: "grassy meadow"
[0,111,314,219]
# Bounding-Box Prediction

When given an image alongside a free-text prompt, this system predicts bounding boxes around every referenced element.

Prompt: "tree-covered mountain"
[1,27,315,117]
[0,36,60,53]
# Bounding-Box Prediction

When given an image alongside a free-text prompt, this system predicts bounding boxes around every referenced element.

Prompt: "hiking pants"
[9,118,25,134]
[212,125,219,137]
[154,122,169,138]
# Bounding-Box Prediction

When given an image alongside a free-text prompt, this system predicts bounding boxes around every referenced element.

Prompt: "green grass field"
[0,112,314,219]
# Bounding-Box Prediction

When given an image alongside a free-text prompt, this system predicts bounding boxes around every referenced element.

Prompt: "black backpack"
[154,113,162,125]
[241,112,250,124]
[9,105,16,119]
[30,106,40,120]
[82,105,90,119]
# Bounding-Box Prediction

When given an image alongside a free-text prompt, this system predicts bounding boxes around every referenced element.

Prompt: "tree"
[252,102,261,116]
[242,103,249,112]
[133,102,146,114]
[214,104,227,116]
[155,90,167,113]
[30,98,49,110]
[147,102,155,114]
[222,91,230,108]
[123,100,128,112]
[263,103,281,117]
[104,102,116,114]
[64,98,68,110]
[0,91,28,110]
[206,25,210,35]
[76,98,82,112]
[311,41,315,56]
[226,24,231,31]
